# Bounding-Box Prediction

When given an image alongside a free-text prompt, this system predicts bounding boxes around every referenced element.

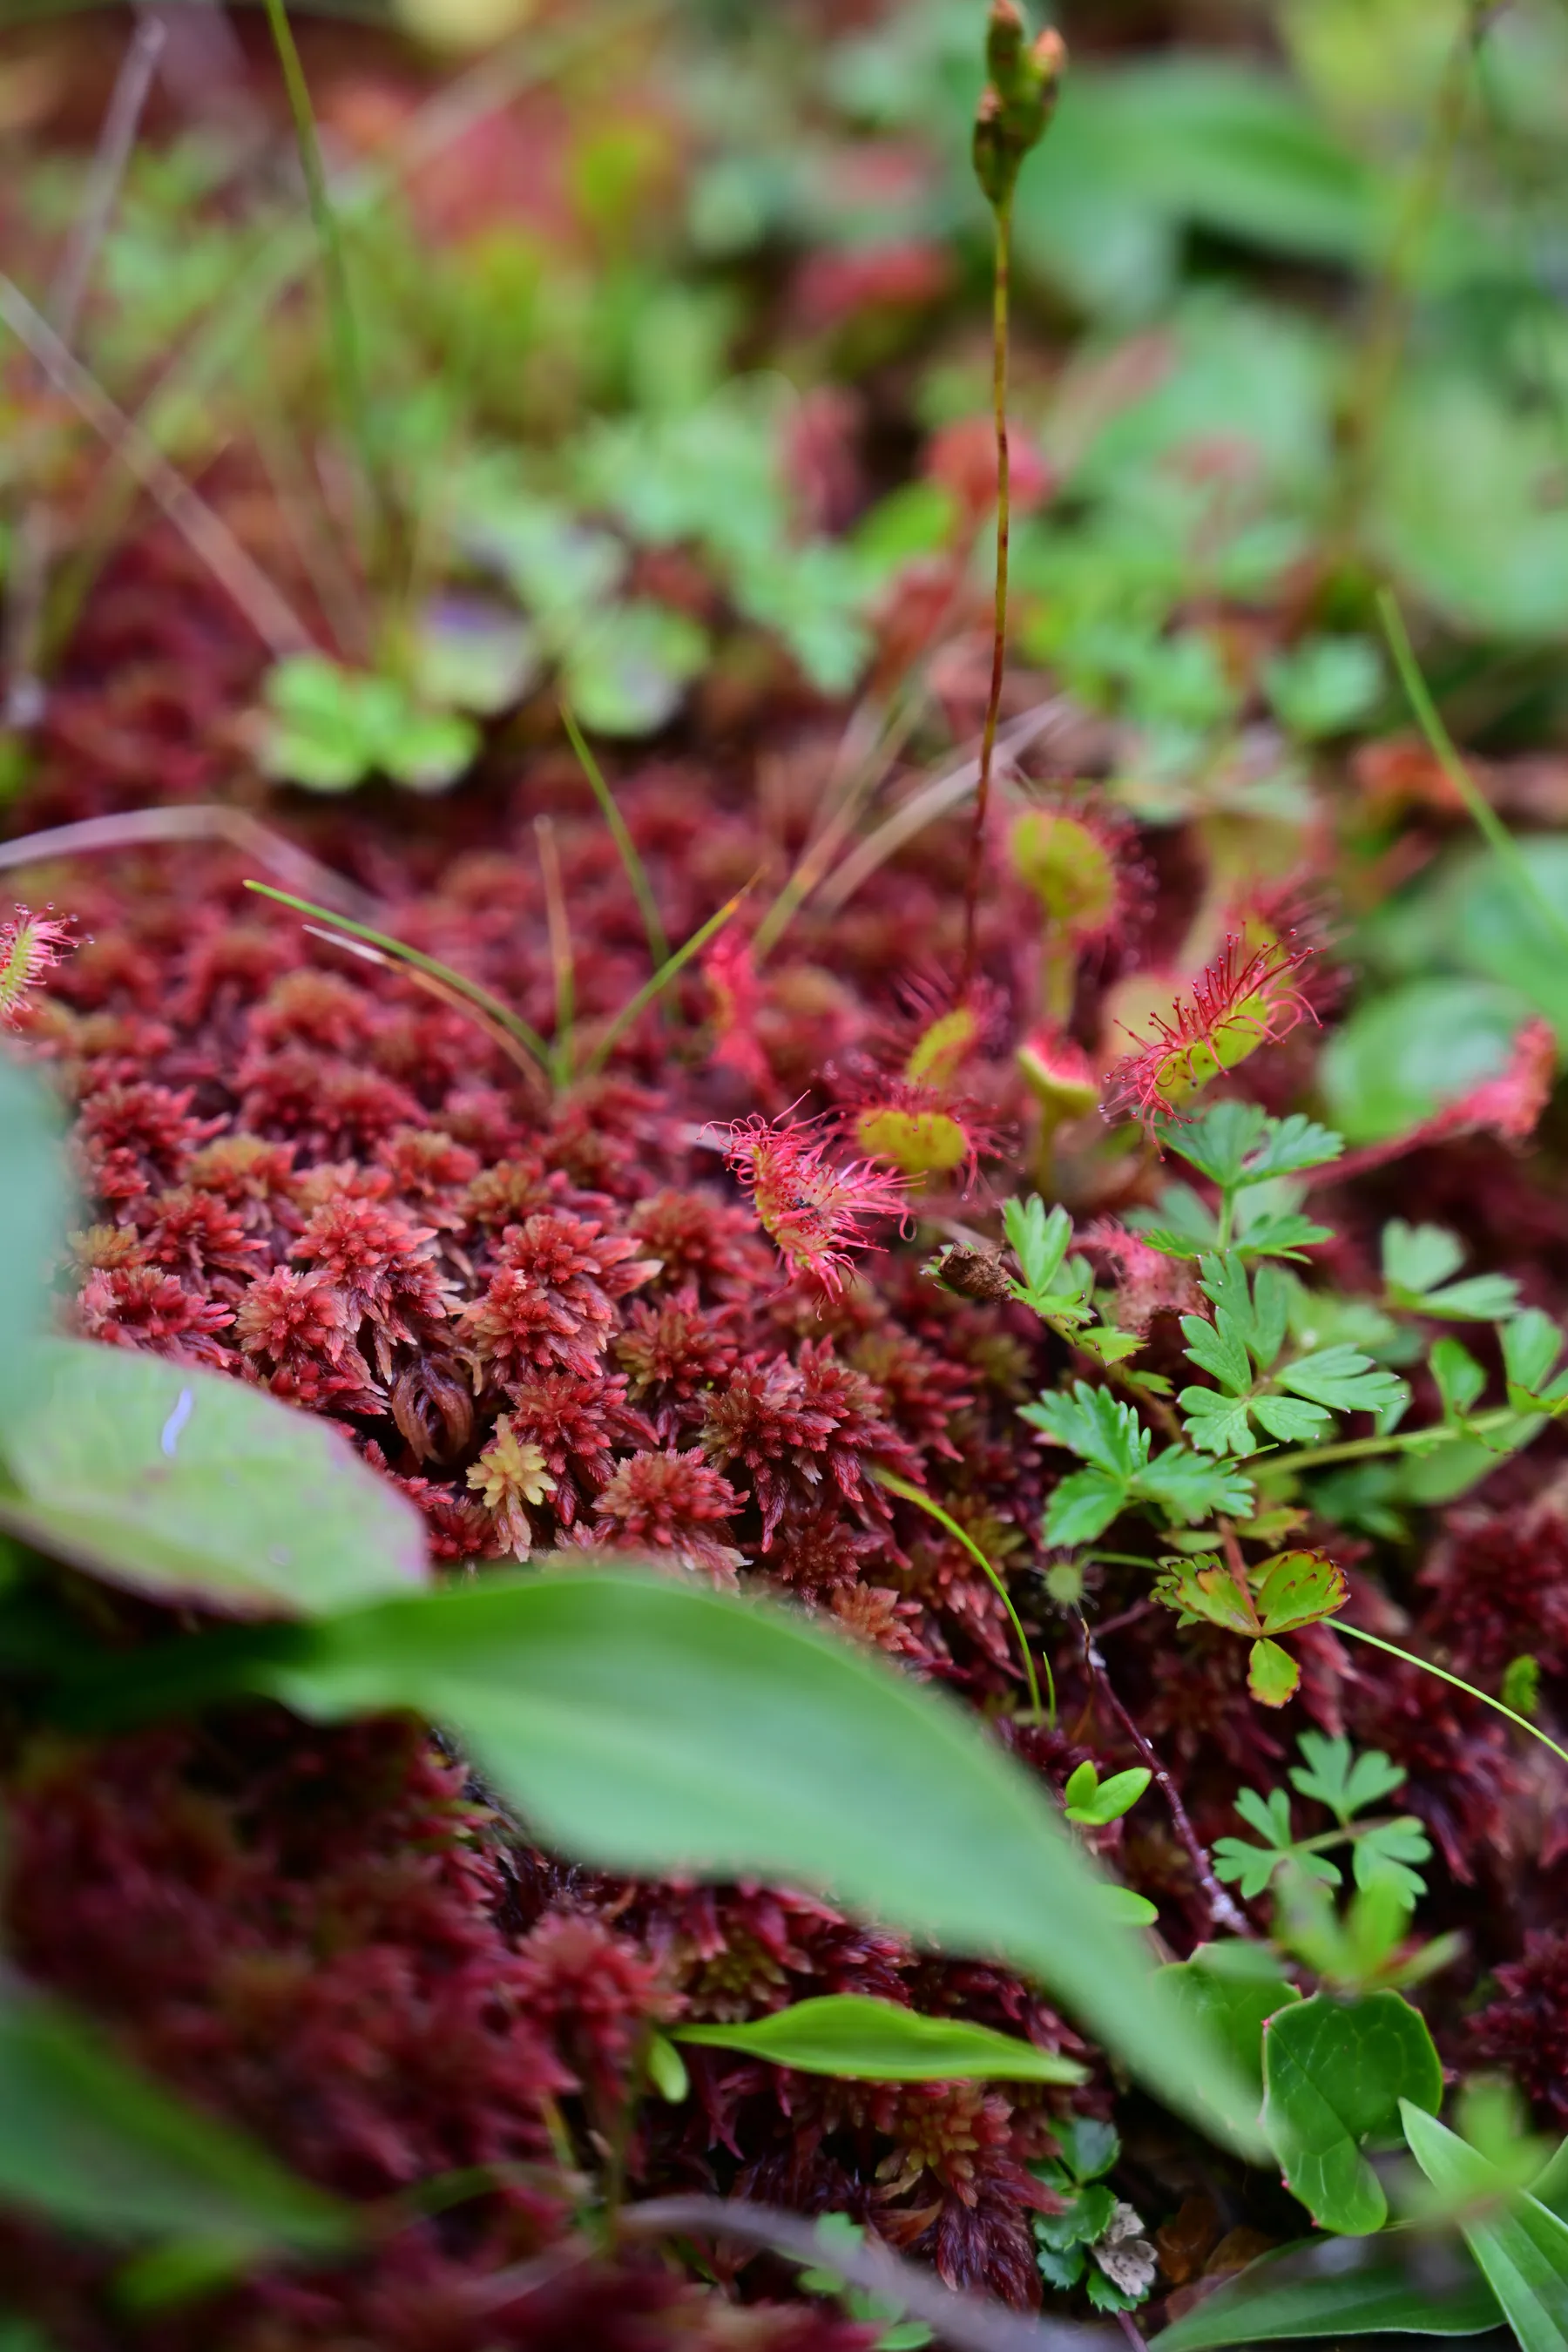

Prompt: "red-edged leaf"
[1248,1638,1301,1707]
[1154,1554,1261,1636]
[1254,1550,1349,1637]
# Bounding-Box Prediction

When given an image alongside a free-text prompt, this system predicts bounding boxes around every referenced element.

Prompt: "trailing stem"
[1081,1623,1254,1939]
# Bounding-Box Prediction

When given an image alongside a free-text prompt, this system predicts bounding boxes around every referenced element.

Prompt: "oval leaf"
[0,1992,353,2257]
[1262,1990,1443,2234]
[247,1569,1266,2154]
[0,1340,428,1617]
[675,1995,1087,2084]
[1160,1947,1301,2093]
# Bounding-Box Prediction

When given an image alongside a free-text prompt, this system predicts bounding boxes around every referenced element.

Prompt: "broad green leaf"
[0,1339,428,1617]
[1263,636,1382,742]
[1160,1946,1301,2092]
[1254,1551,1349,1638]
[1278,1347,1406,1416]
[0,1993,352,2257]
[1135,1448,1254,1524]
[1180,1310,1253,1395]
[1148,2233,1503,2349]
[1064,1763,1151,1827]
[1179,1388,1256,1459]
[240,1571,1266,2153]
[1154,1555,1260,1637]
[1023,1382,1148,1477]
[1353,1819,1432,1903]
[674,1995,1086,2084]
[0,1055,69,1425]
[1430,1338,1487,1421]
[1289,1734,1403,1825]
[1321,978,1536,1146]
[1420,1276,1521,1324]
[1232,1211,1334,1263]
[1248,1638,1300,1707]
[1382,1222,1466,1299]
[1262,1991,1443,2234]
[1004,1197,1074,1296]
[1504,1309,1565,1401]
[1159,1101,1267,1188]
[1402,2101,1568,2352]
[1252,1395,1331,1444]
[1042,1467,1128,1547]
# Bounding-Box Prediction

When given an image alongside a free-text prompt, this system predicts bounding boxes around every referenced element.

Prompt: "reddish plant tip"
[721,1112,909,1296]
[1104,935,1317,1130]
[0,905,77,1025]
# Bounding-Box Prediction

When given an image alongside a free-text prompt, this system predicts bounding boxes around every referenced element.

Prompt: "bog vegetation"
[3,2,1568,2348]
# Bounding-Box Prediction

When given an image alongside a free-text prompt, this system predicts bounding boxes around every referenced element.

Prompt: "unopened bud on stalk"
[973,7,1067,213]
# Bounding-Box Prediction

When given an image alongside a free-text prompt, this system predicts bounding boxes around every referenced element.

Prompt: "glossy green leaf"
[1402,2101,1568,2352]
[0,1992,352,2257]
[0,1339,429,1617]
[1149,2232,1503,2349]
[0,1054,69,1425]
[1249,1639,1301,1707]
[1160,1945,1301,2092]
[236,1570,1265,2153]
[675,1995,1086,2085]
[1321,978,1536,1146]
[1262,1991,1443,2234]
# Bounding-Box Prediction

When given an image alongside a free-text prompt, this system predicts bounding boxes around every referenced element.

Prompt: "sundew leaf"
[674,1996,1087,2085]
[0,1340,429,1617]
[1262,1991,1443,2234]
[239,1570,1266,2154]
[0,1054,69,1427]
[1148,2232,1503,2349]
[0,1991,353,2257]
[1401,2102,1568,2352]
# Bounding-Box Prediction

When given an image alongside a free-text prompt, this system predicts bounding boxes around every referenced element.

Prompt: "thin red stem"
[961,197,1012,995]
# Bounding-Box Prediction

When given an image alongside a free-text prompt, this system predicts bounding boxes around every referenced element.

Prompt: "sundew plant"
[4,2,1568,2349]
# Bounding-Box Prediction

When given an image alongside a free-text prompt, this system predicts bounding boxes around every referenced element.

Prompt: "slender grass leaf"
[675,1995,1087,2084]
[0,1991,353,2256]
[247,1569,1267,2154]
[1262,1992,1443,2234]
[1402,2102,1568,2352]
[0,1339,428,1616]
[0,1055,69,1425]
[1148,2233,1503,2349]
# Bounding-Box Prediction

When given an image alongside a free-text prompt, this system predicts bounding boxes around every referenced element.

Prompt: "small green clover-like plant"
[1002,1197,1141,1363]
[260,654,479,794]
[1153,1549,1348,1707]
[1024,1381,1254,1546]
[1134,1104,1342,1265]
[1212,1732,1431,1903]
[1063,1760,1151,1827]
[1382,1220,1521,1323]
[1031,2118,1157,2314]
[1178,1255,1407,1462]
[795,2215,934,2350]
